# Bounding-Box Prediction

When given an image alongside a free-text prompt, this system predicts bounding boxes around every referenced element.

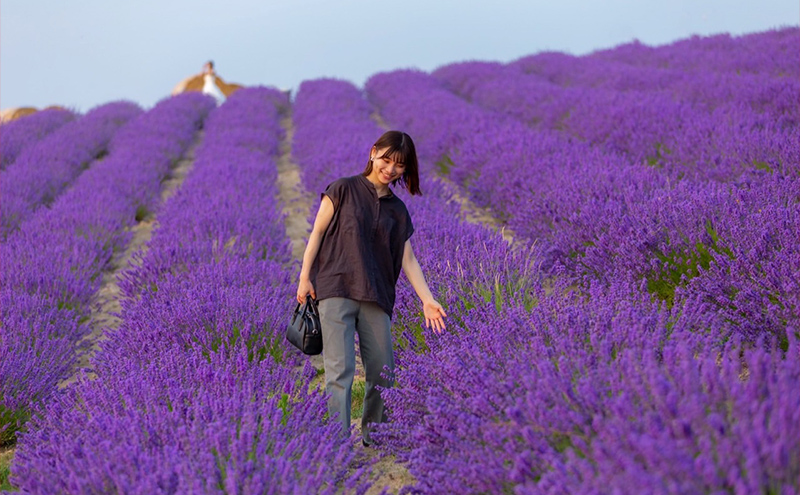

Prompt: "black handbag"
[286,295,323,355]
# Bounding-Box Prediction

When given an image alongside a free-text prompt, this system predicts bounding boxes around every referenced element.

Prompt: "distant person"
[201,61,226,105]
[296,130,447,447]
[170,61,243,101]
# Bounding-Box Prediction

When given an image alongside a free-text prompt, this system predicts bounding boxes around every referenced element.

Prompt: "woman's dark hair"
[362,130,421,195]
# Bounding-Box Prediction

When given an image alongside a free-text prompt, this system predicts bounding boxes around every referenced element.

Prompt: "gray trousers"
[317,297,394,443]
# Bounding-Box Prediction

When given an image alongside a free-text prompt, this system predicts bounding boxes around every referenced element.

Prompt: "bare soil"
[370,111,391,131]
[439,174,516,244]
[0,445,15,488]
[277,112,324,374]
[277,114,316,263]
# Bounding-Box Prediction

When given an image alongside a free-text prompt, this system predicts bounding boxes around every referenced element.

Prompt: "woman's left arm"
[401,239,447,333]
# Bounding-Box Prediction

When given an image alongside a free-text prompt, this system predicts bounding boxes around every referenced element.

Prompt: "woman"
[296,130,447,446]
[201,61,226,105]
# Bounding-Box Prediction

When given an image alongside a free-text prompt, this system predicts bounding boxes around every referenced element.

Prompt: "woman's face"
[369,146,406,185]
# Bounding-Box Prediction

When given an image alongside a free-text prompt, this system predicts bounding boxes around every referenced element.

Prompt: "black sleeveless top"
[311,175,414,317]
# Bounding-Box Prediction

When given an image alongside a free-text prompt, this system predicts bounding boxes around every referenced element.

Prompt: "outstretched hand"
[423,300,447,334]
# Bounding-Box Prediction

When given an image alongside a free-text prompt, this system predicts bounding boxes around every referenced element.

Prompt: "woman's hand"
[401,240,447,334]
[423,299,447,334]
[297,278,316,303]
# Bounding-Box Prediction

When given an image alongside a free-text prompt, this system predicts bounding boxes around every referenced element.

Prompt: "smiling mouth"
[382,172,395,181]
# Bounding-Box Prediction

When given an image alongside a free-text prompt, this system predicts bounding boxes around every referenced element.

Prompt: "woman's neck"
[365,174,390,197]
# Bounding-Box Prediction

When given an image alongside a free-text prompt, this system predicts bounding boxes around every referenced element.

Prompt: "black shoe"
[361,438,372,448]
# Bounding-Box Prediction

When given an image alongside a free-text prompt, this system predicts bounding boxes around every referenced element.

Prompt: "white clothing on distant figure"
[202,73,226,105]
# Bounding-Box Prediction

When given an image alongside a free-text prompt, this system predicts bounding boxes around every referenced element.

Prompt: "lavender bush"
[14,349,361,494]
[589,28,799,77]
[7,28,798,494]
[379,283,799,494]
[294,30,798,492]
[366,34,799,343]
[10,88,372,494]
[1,92,213,446]
[0,101,142,238]
[0,107,76,170]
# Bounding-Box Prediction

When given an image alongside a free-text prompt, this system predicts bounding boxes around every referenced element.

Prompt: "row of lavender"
[0,101,143,239]
[583,28,798,77]
[364,28,799,346]
[434,31,798,180]
[0,93,213,448]
[10,88,372,494]
[0,107,76,171]
[292,77,799,492]
[438,62,796,182]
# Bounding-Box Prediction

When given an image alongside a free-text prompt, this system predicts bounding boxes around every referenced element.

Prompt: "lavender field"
[1,28,798,494]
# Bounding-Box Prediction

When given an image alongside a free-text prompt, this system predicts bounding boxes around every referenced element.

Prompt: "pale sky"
[1,0,797,112]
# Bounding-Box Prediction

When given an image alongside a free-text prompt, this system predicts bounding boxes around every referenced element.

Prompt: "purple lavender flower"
[0,107,76,170]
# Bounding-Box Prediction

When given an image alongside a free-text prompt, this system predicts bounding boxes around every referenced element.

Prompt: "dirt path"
[58,131,204,389]
[439,175,516,244]
[277,112,323,375]
[277,113,316,263]
[0,445,14,489]
[370,111,515,245]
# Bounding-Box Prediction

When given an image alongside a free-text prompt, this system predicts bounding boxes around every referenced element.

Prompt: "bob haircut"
[362,130,422,196]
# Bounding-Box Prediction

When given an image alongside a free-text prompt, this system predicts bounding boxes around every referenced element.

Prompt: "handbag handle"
[290,302,301,325]
[305,294,319,315]
[292,295,318,324]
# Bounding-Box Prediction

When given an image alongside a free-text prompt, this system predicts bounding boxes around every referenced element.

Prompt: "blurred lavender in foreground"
[0,107,76,171]
[0,101,142,239]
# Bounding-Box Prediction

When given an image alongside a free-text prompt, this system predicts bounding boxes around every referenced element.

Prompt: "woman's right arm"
[297,195,334,303]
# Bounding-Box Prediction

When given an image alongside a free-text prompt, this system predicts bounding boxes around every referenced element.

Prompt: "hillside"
[1,27,798,493]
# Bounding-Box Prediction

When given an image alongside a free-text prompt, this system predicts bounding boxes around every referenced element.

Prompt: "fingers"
[422,303,448,334]
[433,316,445,333]
[425,314,446,334]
